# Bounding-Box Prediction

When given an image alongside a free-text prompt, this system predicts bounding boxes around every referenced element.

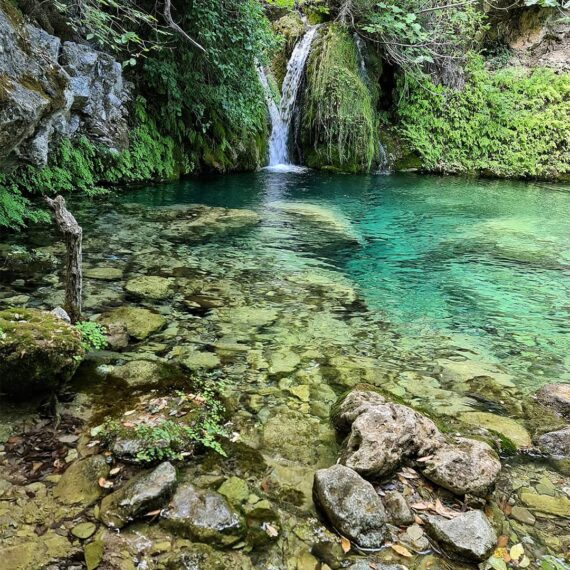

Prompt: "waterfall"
[259,26,319,169]
[354,33,368,83]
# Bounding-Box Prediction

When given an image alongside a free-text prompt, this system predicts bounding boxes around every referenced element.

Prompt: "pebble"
[510,506,536,525]
[70,522,97,539]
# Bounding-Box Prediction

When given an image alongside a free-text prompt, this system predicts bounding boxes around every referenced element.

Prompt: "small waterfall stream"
[259,26,319,168]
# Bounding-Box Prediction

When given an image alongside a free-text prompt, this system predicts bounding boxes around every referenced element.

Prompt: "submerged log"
[46,195,82,323]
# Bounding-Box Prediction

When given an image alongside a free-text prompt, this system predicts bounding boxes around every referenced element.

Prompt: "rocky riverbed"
[0,197,569,569]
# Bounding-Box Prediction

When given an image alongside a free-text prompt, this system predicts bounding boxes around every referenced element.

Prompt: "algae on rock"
[300,25,379,173]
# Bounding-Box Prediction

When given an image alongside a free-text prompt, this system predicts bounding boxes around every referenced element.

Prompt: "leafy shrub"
[75,321,108,352]
[396,56,570,179]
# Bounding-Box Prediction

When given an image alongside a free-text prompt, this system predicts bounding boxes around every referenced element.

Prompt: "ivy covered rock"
[0,308,84,397]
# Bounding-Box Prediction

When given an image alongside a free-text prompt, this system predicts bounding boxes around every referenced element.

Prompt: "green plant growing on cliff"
[302,25,378,172]
[334,0,484,81]
[396,56,570,179]
[75,321,108,352]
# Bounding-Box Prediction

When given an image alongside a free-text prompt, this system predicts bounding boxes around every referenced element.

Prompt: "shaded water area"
[0,171,569,569]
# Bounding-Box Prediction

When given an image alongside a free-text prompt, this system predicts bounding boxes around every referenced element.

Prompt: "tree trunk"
[46,196,83,324]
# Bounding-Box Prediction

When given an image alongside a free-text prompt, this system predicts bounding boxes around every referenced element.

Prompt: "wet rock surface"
[313,464,387,549]
[100,462,177,528]
[423,510,497,561]
[54,455,110,506]
[160,483,245,547]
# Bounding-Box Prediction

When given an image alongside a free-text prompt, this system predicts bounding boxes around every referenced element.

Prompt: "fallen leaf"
[434,498,458,519]
[123,410,136,416]
[416,455,434,463]
[31,462,43,473]
[411,501,431,510]
[341,537,351,553]
[98,477,114,489]
[510,543,524,562]
[487,556,508,570]
[109,467,121,476]
[519,555,530,568]
[263,523,279,538]
[497,535,509,548]
[390,544,413,558]
[145,509,161,517]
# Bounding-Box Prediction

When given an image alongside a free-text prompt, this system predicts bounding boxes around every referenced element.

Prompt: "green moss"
[396,56,570,180]
[0,308,84,396]
[301,25,379,173]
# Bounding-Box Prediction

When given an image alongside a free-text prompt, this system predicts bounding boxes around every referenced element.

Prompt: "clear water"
[123,171,570,389]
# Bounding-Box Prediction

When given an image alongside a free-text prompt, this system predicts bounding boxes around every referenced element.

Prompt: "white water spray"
[258,26,319,169]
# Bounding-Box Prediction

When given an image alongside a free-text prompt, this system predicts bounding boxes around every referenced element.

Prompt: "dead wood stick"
[45,195,83,324]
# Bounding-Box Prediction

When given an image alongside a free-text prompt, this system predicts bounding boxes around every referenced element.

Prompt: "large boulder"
[423,510,497,561]
[0,308,83,396]
[340,402,444,478]
[160,483,245,547]
[536,383,570,419]
[100,462,177,528]
[313,464,387,549]
[536,427,570,457]
[419,438,501,497]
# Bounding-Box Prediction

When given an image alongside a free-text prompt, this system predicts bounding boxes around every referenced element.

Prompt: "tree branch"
[163,0,206,52]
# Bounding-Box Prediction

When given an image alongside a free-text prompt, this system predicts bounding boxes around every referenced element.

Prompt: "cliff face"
[485,3,570,72]
[0,1,129,170]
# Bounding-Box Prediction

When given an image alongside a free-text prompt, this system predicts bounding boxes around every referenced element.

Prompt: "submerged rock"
[106,359,179,388]
[0,308,84,396]
[54,455,109,506]
[313,464,387,549]
[520,491,570,516]
[164,543,254,570]
[423,510,496,561]
[125,276,174,300]
[341,402,444,478]
[536,383,570,419]
[420,438,501,497]
[97,307,166,341]
[537,427,570,456]
[161,483,245,547]
[100,462,177,528]
[460,411,532,449]
[84,267,124,281]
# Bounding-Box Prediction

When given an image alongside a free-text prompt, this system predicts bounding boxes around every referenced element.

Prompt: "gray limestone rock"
[313,464,387,549]
[423,510,497,561]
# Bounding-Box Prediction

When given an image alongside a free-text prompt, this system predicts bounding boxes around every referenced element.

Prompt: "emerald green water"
[125,171,570,389]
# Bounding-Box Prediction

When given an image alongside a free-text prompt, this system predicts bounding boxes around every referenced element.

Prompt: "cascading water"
[259,26,319,169]
[354,33,369,83]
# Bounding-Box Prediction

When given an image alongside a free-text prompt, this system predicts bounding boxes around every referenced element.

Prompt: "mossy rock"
[97,307,166,341]
[0,308,84,397]
[301,24,379,173]
[125,276,174,300]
